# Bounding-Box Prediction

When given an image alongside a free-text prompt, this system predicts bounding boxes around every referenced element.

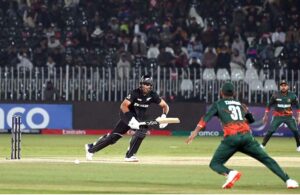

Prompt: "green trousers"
[262,116,300,147]
[270,116,298,132]
[209,132,289,182]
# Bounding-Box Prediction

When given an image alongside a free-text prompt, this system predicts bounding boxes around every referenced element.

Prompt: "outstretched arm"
[185,118,205,144]
[263,112,269,125]
[263,94,276,124]
[157,99,169,128]
[159,99,169,115]
[292,95,300,125]
[186,103,217,144]
[297,113,300,125]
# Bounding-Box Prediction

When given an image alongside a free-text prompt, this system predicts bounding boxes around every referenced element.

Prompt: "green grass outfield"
[0,134,299,194]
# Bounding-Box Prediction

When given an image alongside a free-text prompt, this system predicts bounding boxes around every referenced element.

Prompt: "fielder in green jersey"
[186,81,299,189]
[261,79,300,151]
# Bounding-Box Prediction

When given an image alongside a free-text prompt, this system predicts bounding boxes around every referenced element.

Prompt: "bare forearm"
[193,125,203,133]
[159,99,169,114]
[120,104,130,113]
[120,99,131,113]
[162,104,169,115]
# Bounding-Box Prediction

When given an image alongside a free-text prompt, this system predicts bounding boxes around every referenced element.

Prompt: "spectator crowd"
[0,0,299,79]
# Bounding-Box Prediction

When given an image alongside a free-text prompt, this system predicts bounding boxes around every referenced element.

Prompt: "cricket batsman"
[85,75,169,162]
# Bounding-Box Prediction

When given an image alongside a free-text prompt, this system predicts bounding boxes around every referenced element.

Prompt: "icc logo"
[0,107,50,129]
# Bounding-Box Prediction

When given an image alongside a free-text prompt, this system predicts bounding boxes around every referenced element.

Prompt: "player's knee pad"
[97,134,108,142]
[126,133,145,157]
[130,133,145,145]
[110,133,122,144]
[93,134,108,145]
[91,133,119,152]
[134,130,147,139]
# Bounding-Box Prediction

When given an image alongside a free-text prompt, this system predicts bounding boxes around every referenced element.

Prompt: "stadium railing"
[0,66,299,103]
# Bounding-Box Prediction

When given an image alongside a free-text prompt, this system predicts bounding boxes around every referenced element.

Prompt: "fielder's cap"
[221,81,234,94]
[280,79,288,85]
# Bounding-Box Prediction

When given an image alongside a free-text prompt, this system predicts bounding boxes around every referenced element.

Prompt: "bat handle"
[139,121,159,126]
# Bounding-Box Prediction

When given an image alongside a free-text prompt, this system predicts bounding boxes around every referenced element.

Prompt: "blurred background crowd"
[0,0,299,78]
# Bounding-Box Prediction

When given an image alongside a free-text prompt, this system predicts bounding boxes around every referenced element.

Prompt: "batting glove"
[128,117,140,129]
[158,114,168,129]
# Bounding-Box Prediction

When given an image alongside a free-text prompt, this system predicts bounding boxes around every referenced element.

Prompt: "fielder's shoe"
[260,144,265,149]
[222,170,242,189]
[85,144,94,161]
[286,179,299,189]
[296,146,300,152]
[124,155,139,162]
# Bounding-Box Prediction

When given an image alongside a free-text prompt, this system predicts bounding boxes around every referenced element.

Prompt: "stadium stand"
[0,0,299,103]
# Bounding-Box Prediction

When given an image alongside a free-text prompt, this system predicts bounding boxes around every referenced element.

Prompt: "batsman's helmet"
[140,75,153,86]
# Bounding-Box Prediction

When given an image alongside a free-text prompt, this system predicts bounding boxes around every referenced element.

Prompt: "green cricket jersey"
[198,98,250,137]
[266,91,300,116]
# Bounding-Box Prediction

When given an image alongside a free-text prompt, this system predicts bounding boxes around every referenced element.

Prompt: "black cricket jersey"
[125,88,161,121]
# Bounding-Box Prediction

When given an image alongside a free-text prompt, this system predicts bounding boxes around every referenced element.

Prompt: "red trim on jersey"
[197,118,206,128]
[223,122,250,137]
[272,110,293,116]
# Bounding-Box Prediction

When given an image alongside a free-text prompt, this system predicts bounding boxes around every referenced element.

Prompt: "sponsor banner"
[21,129,41,134]
[0,129,9,133]
[205,106,296,137]
[172,130,191,136]
[41,129,62,135]
[198,130,222,137]
[172,130,222,136]
[62,129,110,135]
[0,129,40,134]
[41,129,172,136]
[41,129,111,135]
[0,104,72,129]
[149,129,172,136]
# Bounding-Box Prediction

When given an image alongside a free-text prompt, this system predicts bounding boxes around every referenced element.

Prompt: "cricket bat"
[139,117,180,126]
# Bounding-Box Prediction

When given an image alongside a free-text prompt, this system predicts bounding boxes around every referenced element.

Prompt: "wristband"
[197,118,206,129]
[245,113,255,124]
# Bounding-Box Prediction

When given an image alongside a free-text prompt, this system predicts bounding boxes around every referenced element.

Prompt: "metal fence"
[0,66,299,103]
